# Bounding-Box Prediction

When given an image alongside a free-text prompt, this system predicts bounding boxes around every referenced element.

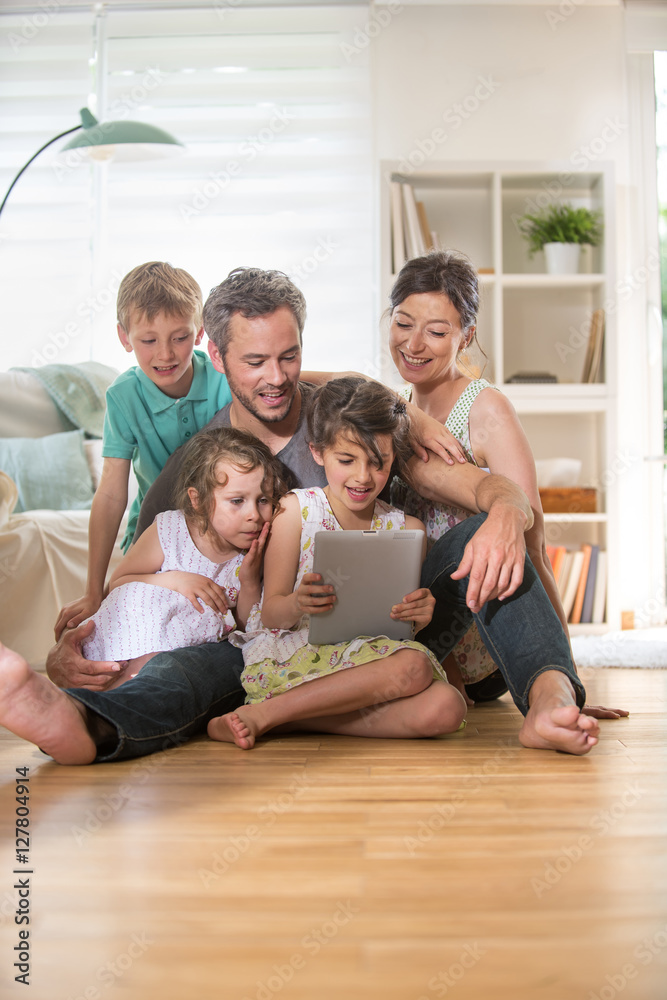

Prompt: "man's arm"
[405,455,533,610]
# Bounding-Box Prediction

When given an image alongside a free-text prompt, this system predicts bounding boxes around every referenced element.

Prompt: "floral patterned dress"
[390,379,500,685]
[230,487,446,705]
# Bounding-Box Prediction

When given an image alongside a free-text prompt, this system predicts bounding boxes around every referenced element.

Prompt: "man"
[0,268,599,763]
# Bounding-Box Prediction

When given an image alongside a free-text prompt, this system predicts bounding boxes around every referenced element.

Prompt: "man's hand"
[46,620,128,691]
[452,505,527,611]
[54,594,102,642]
[390,587,436,631]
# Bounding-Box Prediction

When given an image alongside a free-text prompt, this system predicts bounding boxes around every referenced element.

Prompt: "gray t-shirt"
[133,382,327,541]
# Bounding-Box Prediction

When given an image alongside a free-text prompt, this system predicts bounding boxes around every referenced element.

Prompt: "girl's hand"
[407,405,468,465]
[295,572,336,616]
[390,587,436,631]
[158,571,230,615]
[238,522,271,589]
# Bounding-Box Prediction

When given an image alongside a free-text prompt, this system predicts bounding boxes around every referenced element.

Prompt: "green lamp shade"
[60,108,184,162]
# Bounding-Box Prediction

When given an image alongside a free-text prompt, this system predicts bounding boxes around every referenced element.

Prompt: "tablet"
[308,529,424,646]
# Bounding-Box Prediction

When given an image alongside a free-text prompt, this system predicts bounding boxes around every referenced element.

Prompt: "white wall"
[371,2,664,624]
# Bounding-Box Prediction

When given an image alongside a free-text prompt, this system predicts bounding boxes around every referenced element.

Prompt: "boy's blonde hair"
[117,261,203,332]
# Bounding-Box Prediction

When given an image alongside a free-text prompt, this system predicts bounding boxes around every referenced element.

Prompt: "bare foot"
[207,708,259,750]
[519,672,600,756]
[0,643,97,764]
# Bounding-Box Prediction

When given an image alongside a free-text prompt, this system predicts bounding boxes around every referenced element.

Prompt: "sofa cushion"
[0,428,95,513]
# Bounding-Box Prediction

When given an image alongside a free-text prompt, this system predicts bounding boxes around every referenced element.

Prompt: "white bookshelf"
[379,160,617,632]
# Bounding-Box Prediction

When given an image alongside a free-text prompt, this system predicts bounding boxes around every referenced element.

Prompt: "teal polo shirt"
[102,349,232,550]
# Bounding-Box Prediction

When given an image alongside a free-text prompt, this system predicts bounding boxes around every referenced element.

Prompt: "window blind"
[0,5,373,373]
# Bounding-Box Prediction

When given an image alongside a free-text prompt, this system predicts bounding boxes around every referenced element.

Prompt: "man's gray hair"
[203,267,306,359]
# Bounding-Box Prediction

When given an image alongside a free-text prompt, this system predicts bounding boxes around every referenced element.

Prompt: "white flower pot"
[543,242,581,275]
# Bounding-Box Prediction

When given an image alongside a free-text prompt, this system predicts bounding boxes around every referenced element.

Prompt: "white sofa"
[0,368,133,668]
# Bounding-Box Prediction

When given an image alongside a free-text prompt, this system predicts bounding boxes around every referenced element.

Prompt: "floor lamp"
[0,107,183,217]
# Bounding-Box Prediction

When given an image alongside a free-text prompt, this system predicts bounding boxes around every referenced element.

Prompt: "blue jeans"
[418,513,585,715]
[67,642,245,762]
[68,513,584,762]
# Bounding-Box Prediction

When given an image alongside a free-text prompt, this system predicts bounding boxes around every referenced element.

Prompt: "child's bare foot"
[207,708,259,750]
[519,671,599,755]
[0,643,97,764]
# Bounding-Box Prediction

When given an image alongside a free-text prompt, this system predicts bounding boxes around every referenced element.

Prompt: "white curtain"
[0,4,373,374]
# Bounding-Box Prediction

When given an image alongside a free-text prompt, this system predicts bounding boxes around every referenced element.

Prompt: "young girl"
[81,427,289,687]
[209,377,467,749]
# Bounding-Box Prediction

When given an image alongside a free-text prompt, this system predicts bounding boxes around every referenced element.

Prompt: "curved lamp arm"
[0,124,82,219]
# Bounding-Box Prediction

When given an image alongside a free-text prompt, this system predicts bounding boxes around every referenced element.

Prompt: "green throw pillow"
[0,428,95,513]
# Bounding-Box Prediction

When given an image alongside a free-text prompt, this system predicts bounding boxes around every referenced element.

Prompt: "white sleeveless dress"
[82,509,244,661]
[230,487,445,705]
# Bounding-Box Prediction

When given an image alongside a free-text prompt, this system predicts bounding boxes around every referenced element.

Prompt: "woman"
[387,249,626,720]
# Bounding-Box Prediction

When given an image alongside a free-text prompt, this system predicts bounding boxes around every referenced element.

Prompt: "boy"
[55,261,232,638]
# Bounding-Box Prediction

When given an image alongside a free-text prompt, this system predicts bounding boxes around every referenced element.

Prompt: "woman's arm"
[468,388,568,633]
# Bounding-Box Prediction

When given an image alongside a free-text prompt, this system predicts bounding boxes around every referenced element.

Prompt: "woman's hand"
[238,522,271,591]
[390,587,436,631]
[582,704,630,720]
[295,572,335,616]
[157,571,230,615]
[406,404,468,465]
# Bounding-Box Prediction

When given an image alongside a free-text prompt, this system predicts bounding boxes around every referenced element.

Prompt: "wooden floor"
[0,668,665,1000]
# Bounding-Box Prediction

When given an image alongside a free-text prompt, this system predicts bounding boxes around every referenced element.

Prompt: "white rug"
[571,628,667,668]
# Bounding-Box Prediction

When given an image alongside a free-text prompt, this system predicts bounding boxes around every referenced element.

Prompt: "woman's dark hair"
[174,426,291,541]
[389,249,479,331]
[307,377,413,472]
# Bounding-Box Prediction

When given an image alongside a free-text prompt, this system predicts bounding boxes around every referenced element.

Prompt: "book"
[506,372,558,383]
[580,544,599,623]
[570,543,592,624]
[390,180,406,274]
[592,550,607,624]
[401,183,425,258]
[581,308,605,383]
[562,550,584,620]
[416,201,434,251]
[556,551,574,600]
[552,545,567,587]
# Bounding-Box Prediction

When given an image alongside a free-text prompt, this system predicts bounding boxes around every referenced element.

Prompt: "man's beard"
[227,376,298,424]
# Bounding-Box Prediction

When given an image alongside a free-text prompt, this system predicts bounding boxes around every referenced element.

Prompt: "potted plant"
[518,202,603,274]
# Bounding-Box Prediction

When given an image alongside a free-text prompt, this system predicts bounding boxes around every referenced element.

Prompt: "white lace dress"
[230,487,445,704]
[83,508,244,661]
